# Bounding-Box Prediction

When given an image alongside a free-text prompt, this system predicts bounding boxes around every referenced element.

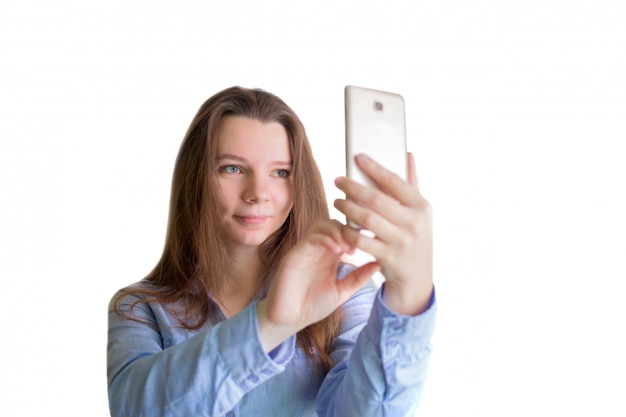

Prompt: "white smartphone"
[344,85,408,227]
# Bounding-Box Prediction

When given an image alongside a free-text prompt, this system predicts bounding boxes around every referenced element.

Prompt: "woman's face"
[215,115,295,249]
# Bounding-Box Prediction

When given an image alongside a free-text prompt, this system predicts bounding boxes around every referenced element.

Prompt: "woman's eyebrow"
[274,160,293,166]
[216,154,292,166]
[216,153,246,162]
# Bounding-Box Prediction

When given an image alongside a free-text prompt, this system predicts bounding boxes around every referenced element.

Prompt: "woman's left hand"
[334,152,433,316]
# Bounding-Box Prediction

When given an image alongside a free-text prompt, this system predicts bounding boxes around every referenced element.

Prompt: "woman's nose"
[243,174,270,202]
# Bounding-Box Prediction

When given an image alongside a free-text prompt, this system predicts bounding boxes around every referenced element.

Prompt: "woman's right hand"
[256,219,380,353]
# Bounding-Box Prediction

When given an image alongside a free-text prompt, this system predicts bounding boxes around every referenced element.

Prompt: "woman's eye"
[221,165,241,174]
[274,169,290,178]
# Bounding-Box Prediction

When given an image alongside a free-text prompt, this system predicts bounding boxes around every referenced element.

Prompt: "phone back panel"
[344,85,408,189]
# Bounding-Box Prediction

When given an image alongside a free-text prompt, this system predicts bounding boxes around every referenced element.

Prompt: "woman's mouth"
[235,215,269,225]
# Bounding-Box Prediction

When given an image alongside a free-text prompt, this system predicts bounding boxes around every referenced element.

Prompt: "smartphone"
[344,85,408,228]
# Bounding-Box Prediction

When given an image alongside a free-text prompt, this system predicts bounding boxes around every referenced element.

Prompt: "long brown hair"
[114,86,342,372]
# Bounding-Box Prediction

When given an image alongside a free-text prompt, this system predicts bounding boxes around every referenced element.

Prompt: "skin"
[257,152,434,353]
[335,153,433,316]
[215,116,295,313]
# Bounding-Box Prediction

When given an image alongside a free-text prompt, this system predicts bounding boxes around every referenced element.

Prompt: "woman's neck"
[219,246,263,317]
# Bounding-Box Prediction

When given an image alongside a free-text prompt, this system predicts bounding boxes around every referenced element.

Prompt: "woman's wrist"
[256,299,300,353]
[381,281,433,316]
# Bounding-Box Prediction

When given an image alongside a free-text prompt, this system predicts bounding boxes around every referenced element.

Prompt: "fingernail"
[334,176,345,185]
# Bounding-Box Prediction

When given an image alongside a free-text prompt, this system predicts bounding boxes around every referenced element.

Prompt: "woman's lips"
[235,215,269,225]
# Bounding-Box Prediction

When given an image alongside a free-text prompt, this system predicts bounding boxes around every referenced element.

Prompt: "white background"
[1,1,625,416]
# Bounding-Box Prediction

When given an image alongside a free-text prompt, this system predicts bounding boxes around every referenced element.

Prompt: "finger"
[353,154,417,206]
[334,178,419,239]
[336,261,380,301]
[408,152,419,191]
[351,153,430,211]
[340,224,389,261]
[335,175,402,216]
[308,219,355,253]
[333,197,401,243]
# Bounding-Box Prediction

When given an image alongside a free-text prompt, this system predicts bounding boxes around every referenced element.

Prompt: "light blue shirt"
[107,266,437,417]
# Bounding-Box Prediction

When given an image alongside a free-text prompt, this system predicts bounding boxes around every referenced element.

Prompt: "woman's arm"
[316,282,437,417]
[107,291,294,417]
[323,151,437,415]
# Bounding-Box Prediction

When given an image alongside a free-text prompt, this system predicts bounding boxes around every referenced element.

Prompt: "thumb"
[336,262,381,302]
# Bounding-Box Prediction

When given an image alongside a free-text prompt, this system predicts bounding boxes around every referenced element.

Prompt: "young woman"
[107,86,436,417]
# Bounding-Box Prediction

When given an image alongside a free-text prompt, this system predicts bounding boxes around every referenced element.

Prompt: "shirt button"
[163,339,172,348]
[247,374,259,383]
[226,412,235,417]
[390,319,403,331]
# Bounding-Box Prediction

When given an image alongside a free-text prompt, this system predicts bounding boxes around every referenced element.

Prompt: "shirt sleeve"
[107,291,294,417]
[316,281,437,417]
